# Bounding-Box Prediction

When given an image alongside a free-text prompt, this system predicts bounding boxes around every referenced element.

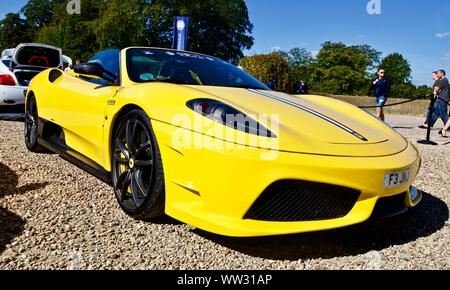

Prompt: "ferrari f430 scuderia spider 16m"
[24,47,422,237]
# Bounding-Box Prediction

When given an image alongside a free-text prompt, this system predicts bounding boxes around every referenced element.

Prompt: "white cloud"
[357,34,364,39]
[436,32,450,38]
[444,53,450,60]
[311,51,320,57]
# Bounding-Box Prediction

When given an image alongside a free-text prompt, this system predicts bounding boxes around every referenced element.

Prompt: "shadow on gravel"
[0,207,25,254]
[194,192,448,260]
[152,215,183,225]
[0,105,25,122]
[0,163,48,198]
[0,162,47,254]
[392,126,413,129]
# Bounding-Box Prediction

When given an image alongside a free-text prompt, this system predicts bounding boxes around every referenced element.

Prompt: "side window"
[81,49,120,85]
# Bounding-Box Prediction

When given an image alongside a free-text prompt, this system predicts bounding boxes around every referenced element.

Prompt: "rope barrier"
[357,94,449,109]
[357,94,433,109]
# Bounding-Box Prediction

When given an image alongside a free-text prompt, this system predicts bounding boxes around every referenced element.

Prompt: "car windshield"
[126,48,268,90]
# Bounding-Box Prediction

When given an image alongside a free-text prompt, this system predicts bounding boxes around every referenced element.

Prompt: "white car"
[0,43,72,107]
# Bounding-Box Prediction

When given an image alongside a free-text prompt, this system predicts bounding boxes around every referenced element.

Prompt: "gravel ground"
[0,115,449,270]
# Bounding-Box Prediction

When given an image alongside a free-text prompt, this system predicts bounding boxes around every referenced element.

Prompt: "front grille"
[244,180,360,222]
[371,192,407,219]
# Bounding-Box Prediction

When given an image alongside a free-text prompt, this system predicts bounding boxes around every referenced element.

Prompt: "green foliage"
[390,83,432,99]
[308,64,368,95]
[275,47,312,82]
[34,0,101,61]
[0,13,32,48]
[415,85,432,98]
[350,44,382,72]
[390,83,416,99]
[307,42,372,95]
[239,54,292,92]
[379,53,412,84]
[145,0,254,63]
[20,0,57,27]
[94,0,147,50]
[0,0,253,63]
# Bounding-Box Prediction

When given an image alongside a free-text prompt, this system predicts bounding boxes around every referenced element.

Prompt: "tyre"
[24,96,47,153]
[111,109,165,220]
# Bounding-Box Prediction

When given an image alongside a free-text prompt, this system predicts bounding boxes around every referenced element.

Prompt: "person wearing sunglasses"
[370,68,391,121]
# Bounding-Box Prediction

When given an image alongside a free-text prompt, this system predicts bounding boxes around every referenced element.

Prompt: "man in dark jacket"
[293,80,309,94]
[299,80,308,94]
[370,68,391,121]
[293,81,301,94]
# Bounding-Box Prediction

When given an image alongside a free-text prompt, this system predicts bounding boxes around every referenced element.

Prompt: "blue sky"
[245,0,450,86]
[1,0,450,85]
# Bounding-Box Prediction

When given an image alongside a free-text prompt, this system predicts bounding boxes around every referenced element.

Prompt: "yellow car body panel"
[26,47,422,237]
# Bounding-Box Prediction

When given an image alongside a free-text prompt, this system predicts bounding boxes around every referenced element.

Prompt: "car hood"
[183,86,409,157]
[129,83,408,157]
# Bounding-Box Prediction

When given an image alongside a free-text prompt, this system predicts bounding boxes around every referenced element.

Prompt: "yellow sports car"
[24,47,422,237]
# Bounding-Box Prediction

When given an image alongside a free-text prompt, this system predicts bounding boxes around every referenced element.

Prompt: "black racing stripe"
[248,89,368,142]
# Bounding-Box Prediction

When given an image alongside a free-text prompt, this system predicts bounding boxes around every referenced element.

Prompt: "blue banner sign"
[172,16,189,51]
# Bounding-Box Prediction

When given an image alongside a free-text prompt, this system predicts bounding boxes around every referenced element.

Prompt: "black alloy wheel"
[24,96,46,153]
[112,110,165,220]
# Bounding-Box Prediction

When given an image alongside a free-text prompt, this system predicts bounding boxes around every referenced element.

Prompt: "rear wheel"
[111,109,165,220]
[24,96,46,153]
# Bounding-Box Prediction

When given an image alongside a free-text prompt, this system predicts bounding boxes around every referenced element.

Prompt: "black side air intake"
[49,69,63,83]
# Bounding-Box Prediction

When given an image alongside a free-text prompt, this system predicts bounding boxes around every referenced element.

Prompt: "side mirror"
[74,62,117,84]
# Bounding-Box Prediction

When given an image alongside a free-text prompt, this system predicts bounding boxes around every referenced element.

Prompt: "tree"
[390,83,416,98]
[239,54,292,92]
[20,0,58,27]
[307,42,371,95]
[379,53,412,84]
[94,0,148,50]
[351,44,382,72]
[30,0,254,63]
[35,0,101,61]
[145,0,254,63]
[276,47,313,82]
[0,13,32,48]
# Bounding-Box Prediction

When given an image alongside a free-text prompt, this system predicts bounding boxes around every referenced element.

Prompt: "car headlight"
[187,98,276,137]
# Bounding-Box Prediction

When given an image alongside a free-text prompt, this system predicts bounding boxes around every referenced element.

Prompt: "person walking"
[299,80,309,94]
[293,80,308,94]
[370,68,391,121]
[439,120,449,137]
[419,71,439,129]
[293,80,301,94]
[429,69,449,128]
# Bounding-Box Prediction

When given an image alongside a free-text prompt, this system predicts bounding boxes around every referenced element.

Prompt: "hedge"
[239,54,292,92]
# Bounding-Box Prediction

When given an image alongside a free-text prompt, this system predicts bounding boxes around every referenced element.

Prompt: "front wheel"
[111,109,165,220]
[24,96,47,153]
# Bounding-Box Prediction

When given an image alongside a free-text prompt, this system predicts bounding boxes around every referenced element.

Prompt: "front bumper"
[154,121,422,237]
